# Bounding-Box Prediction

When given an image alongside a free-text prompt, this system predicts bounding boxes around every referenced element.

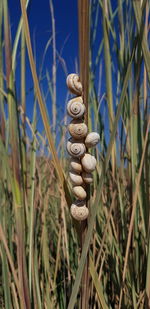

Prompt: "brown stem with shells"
[78,1,90,308]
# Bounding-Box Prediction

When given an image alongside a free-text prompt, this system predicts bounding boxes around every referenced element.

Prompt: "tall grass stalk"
[49,0,57,138]
[20,0,70,203]
[0,1,149,308]
[102,0,116,175]
[78,1,90,308]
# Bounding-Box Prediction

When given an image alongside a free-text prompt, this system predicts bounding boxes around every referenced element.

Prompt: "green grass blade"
[12,0,30,70]
[133,1,150,83]
[28,102,37,296]
[1,248,11,309]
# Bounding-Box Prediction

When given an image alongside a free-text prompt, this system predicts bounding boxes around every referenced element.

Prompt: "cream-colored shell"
[70,158,82,173]
[67,138,86,158]
[82,172,93,184]
[70,201,89,221]
[72,186,87,200]
[69,171,83,186]
[81,153,97,172]
[66,73,82,96]
[67,97,85,119]
[85,132,100,148]
[68,119,88,140]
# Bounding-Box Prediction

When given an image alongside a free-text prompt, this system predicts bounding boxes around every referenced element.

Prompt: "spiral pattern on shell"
[66,73,100,221]
[67,138,86,158]
[66,73,82,96]
[67,97,85,119]
[68,119,88,140]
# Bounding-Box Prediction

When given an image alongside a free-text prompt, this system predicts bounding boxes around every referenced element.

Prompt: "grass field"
[0,0,150,308]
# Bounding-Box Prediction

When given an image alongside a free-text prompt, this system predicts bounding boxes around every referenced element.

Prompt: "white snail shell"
[70,158,82,173]
[70,200,89,221]
[67,138,86,158]
[67,97,85,119]
[85,132,100,148]
[69,171,83,186]
[68,119,88,140]
[82,172,93,184]
[66,73,82,96]
[72,186,87,200]
[81,153,97,172]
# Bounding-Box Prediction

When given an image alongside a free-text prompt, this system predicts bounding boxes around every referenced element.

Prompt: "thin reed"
[0,1,149,308]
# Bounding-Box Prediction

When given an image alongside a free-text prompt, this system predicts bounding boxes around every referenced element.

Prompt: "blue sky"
[10,0,79,64]
[8,0,120,149]
[9,0,80,128]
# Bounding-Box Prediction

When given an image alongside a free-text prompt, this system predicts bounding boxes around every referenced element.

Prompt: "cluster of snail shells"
[66,73,100,222]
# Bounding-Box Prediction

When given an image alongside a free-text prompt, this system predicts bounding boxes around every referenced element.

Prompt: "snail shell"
[70,158,82,173]
[72,186,87,200]
[68,119,88,140]
[66,73,82,96]
[85,132,100,148]
[81,153,97,172]
[67,97,85,119]
[69,171,83,186]
[82,172,93,184]
[67,138,86,158]
[70,200,89,221]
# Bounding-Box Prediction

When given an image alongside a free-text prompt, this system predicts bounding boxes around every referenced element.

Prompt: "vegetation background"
[0,0,149,308]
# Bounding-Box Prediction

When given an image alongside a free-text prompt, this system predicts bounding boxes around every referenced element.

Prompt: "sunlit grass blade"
[7,72,31,308]
[0,0,5,143]
[28,102,37,296]
[21,27,27,193]
[3,0,31,306]
[89,256,108,309]
[20,0,71,207]
[102,0,115,175]
[49,0,57,138]
[12,0,30,70]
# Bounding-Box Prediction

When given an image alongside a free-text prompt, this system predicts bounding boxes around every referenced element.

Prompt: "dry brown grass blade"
[78,0,82,81]
[3,0,12,85]
[78,1,90,308]
[95,190,117,270]
[119,116,150,308]
[0,224,23,308]
[78,0,89,124]
[0,1,5,144]
[49,0,57,136]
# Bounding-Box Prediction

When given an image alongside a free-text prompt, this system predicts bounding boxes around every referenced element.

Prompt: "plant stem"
[78,1,90,308]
